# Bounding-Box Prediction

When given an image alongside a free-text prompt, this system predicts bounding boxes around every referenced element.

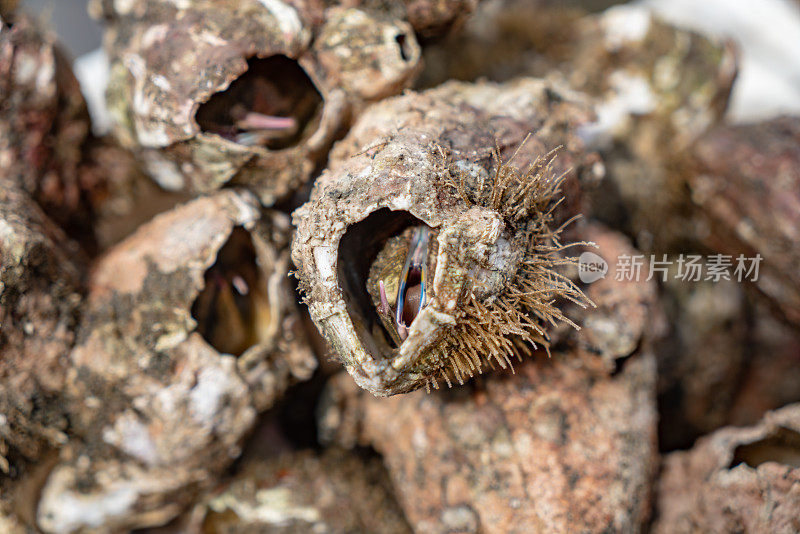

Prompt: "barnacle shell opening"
[78,190,313,403]
[340,211,438,351]
[100,0,347,206]
[195,55,324,150]
[191,227,276,358]
[367,224,437,346]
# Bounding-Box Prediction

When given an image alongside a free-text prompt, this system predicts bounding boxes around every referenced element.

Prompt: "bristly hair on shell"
[427,137,596,391]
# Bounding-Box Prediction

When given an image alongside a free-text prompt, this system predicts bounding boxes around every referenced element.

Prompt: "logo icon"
[578,251,608,284]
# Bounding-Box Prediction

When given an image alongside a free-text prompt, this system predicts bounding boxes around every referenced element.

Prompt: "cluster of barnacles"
[3,0,775,531]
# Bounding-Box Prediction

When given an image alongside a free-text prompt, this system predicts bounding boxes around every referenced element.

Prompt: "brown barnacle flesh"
[195,55,323,149]
[191,227,273,357]
[367,225,438,347]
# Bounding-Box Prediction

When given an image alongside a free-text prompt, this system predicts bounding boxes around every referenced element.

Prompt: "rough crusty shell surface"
[36,190,315,533]
[292,78,595,396]
[97,0,422,205]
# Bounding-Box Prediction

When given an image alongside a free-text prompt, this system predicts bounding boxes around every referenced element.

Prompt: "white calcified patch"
[103,414,159,466]
[486,237,513,271]
[257,0,304,39]
[154,329,188,352]
[167,0,191,9]
[388,193,412,212]
[197,30,228,47]
[125,54,179,146]
[601,5,652,51]
[14,52,43,86]
[74,49,111,135]
[189,359,240,422]
[452,160,489,187]
[141,24,169,49]
[114,0,136,15]
[38,469,139,533]
[153,385,177,417]
[307,300,341,322]
[140,152,185,190]
[228,190,263,226]
[135,121,172,147]
[608,71,659,114]
[0,219,15,243]
[151,74,172,92]
[35,54,56,91]
[209,487,321,527]
[313,245,338,284]
[577,71,657,148]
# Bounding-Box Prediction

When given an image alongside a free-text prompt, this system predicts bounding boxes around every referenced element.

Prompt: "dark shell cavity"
[395,33,412,62]
[195,55,324,150]
[191,226,271,357]
[337,209,437,354]
[729,426,800,469]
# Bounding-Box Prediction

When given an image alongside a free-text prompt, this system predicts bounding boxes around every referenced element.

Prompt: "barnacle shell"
[0,11,90,214]
[0,186,82,466]
[0,12,189,254]
[36,190,315,532]
[654,403,800,534]
[313,7,421,102]
[95,0,422,206]
[197,448,411,533]
[69,189,314,408]
[691,117,800,327]
[292,78,596,396]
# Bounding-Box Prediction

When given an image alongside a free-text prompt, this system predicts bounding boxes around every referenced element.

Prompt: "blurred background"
[22,0,101,56]
[20,0,800,132]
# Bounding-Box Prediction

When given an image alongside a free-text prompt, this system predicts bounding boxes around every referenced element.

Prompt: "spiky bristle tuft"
[435,140,593,386]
